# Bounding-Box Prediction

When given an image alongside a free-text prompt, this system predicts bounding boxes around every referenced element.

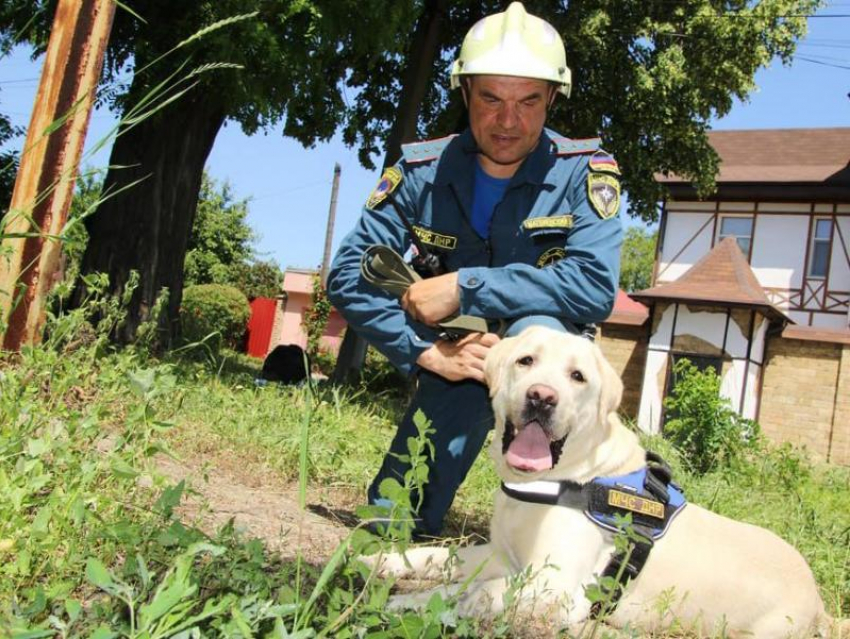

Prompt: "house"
[598,128,850,465]
[246,268,346,359]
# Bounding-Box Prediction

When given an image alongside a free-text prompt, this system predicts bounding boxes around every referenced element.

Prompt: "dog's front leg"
[368,543,509,582]
[387,576,511,616]
[366,546,454,580]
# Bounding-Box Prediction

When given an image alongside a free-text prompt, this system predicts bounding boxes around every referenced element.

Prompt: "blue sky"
[1,7,848,271]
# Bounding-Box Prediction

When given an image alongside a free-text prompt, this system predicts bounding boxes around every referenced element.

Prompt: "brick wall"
[830,346,850,466]
[760,337,848,464]
[598,323,648,420]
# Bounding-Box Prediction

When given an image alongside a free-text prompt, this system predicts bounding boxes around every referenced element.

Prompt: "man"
[327,2,622,537]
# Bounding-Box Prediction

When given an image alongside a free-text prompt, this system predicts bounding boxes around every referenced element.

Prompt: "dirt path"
[155,455,355,565]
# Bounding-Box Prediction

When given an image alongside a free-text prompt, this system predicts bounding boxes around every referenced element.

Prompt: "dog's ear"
[593,344,623,421]
[484,336,514,398]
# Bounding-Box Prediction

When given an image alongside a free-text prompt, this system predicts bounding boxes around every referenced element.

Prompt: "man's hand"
[416,332,501,383]
[402,272,460,325]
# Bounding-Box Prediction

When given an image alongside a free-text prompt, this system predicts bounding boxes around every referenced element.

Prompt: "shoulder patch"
[552,136,601,156]
[366,166,403,209]
[587,173,621,220]
[401,134,457,164]
[588,150,620,175]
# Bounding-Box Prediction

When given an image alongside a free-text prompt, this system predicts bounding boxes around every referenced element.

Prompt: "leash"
[360,244,496,340]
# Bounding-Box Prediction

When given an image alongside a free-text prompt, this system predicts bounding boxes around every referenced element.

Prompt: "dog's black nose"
[527,384,558,409]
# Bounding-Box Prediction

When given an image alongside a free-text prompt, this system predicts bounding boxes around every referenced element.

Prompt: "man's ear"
[460,77,471,108]
[593,344,623,422]
[484,337,513,398]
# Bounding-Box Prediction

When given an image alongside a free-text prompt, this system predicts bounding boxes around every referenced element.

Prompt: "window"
[807,218,833,279]
[717,216,753,256]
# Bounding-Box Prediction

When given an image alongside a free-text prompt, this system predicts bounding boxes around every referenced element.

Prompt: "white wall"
[831,216,850,294]
[751,215,809,289]
[657,211,714,283]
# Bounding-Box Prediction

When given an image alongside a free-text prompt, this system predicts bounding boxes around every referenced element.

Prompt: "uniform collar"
[432,127,559,188]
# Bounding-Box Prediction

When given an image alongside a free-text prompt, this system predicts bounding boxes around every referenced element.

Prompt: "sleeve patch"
[588,173,621,220]
[366,167,403,209]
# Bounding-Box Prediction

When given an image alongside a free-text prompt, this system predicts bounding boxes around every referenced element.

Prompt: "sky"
[1,5,849,272]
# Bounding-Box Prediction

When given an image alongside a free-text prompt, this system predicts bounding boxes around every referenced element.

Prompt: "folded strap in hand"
[360,245,489,336]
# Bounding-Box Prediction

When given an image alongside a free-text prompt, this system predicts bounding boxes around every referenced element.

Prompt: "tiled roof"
[657,128,850,185]
[631,238,788,321]
[782,325,850,346]
[606,290,649,326]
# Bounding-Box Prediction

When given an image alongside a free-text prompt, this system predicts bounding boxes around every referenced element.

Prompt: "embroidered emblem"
[536,247,566,268]
[589,151,620,175]
[588,173,620,219]
[413,225,457,250]
[607,489,665,520]
[366,167,402,209]
[523,215,574,230]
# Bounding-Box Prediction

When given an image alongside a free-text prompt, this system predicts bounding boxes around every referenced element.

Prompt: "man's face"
[465,75,554,179]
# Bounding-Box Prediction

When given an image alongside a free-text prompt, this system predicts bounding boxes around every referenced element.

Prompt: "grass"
[0,302,848,637]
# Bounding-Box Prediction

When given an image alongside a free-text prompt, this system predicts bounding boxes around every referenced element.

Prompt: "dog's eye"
[571,370,586,383]
[516,355,534,367]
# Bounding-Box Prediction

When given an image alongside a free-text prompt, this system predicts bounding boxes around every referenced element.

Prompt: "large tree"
[1,0,415,342]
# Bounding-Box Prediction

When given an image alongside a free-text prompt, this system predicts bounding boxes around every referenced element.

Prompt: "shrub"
[663,358,760,474]
[180,284,250,350]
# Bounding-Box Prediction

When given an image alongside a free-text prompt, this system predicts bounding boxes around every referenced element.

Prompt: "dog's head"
[484,326,623,482]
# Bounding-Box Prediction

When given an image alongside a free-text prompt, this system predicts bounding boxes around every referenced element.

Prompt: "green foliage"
[663,358,760,474]
[0,105,21,213]
[345,0,823,219]
[183,173,255,287]
[227,258,283,300]
[619,226,657,292]
[304,273,332,356]
[179,283,250,350]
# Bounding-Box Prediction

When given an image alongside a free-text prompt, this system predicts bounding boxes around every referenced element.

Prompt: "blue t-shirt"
[471,161,511,239]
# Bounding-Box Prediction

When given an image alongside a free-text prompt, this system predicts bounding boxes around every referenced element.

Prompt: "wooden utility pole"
[0,0,116,350]
[320,163,341,286]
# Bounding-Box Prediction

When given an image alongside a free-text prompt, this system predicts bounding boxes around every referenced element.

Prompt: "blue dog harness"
[501,452,686,616]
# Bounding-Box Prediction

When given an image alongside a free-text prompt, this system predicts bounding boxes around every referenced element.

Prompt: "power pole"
[0,0,116,350]
[320,163,341,286]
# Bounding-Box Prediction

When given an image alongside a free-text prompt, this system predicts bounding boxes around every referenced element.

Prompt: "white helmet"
[450,2,572,97]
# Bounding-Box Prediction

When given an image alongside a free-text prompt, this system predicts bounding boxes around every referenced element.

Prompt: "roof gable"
[632,238,787,320]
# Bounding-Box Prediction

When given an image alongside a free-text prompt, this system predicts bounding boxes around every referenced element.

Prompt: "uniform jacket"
[327,127,623,376]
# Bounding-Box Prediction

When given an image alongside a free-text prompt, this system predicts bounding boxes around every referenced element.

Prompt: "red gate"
[245,297,277,358]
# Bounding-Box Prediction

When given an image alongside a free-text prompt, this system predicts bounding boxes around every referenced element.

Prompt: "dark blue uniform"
[327,127,622,535]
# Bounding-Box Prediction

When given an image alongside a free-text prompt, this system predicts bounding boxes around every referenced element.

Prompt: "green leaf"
[89,626,117,639]
[154,480,185,518]
[127,367,156,397]
[111,459,140,479]
[85,558,116,592]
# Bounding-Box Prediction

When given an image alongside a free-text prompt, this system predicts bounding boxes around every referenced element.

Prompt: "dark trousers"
[367,315,579,536]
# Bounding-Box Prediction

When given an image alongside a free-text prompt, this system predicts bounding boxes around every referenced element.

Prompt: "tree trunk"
[77,92,225,344]
[382,0,448,169]
[332,0,448,384]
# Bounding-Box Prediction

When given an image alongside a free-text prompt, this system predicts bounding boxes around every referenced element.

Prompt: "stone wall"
[598,323,648,420]
[760,337,849,465]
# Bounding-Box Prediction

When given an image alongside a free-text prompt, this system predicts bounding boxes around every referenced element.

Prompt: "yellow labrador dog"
[370,327,846,638]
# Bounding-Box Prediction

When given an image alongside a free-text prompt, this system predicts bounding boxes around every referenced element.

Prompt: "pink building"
[269,268,346,356]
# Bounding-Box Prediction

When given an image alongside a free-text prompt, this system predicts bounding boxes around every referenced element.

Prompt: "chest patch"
[413,226,458,251]
[588,173,620,220]
[536,247,566,268]
[523,215,574,231]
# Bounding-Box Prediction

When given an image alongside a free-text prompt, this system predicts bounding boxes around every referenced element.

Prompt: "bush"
[180,284,250,350]
[663,358,760,474]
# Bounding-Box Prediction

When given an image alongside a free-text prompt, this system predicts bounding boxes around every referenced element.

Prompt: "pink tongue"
[506,421,553,472]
